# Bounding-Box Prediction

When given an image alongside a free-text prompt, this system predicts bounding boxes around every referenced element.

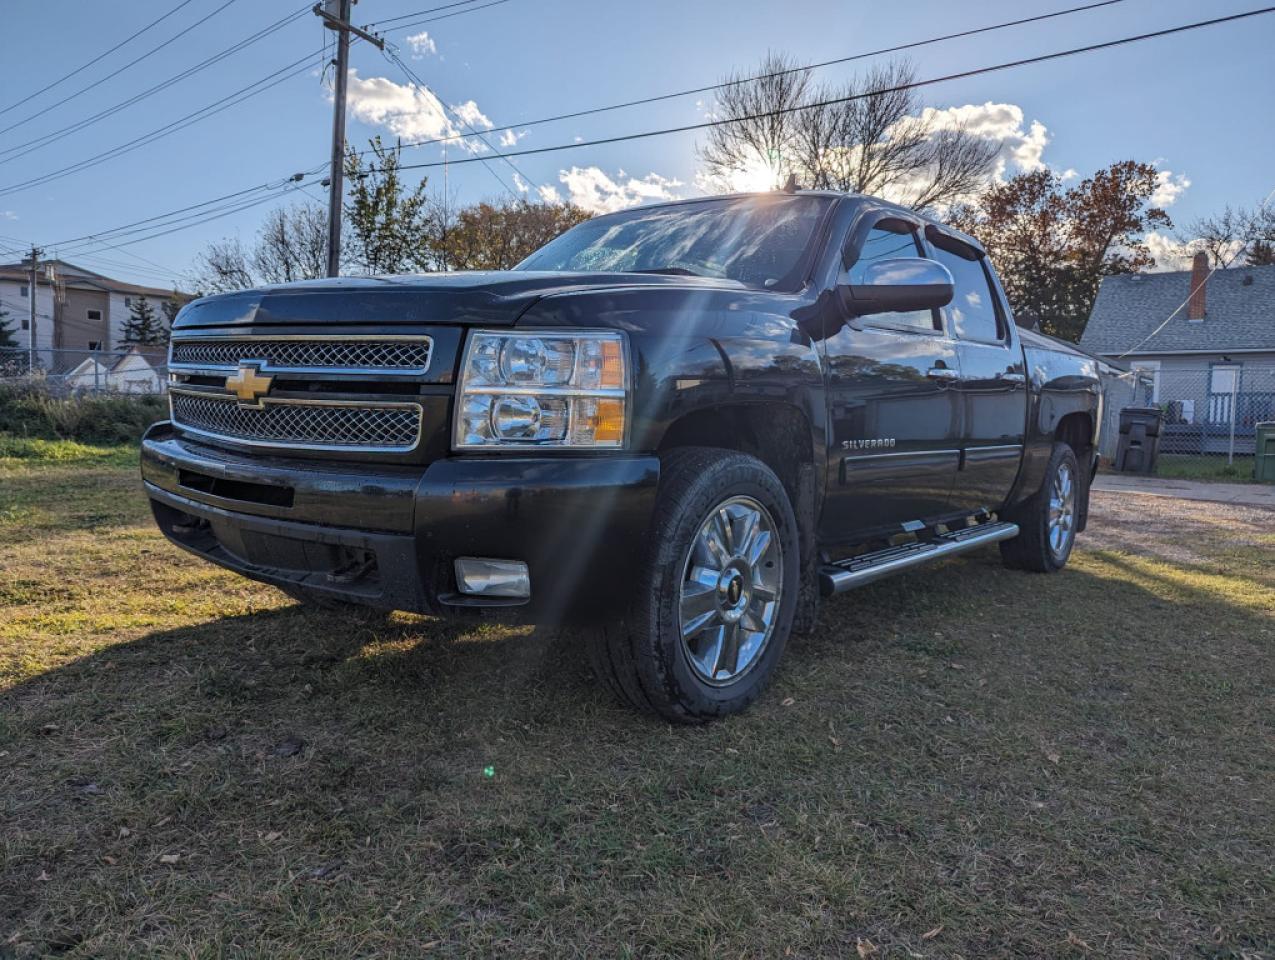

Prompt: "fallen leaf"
[922,925,943,940]
[948,662,965,670]
[1066,931,1090,951]
[204,726,228,742]
[856,938,877,958]
[309,861,342,880]
[263,831,282,843]
[37,870,51,882]
[118,827,132,838]
[273,737,305,758]
[40,723,59,735]
[154,816,171,828]
[101,855,116,865]
[1046,751,1062,765]
[159,854,180,865]
[781,698,795,707]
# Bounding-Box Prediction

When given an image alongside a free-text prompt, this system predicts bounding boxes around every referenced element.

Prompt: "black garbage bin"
[1115,406,1164,474]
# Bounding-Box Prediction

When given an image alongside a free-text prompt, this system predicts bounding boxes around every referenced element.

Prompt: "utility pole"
[313,1,383,277]
[26,245,42,373]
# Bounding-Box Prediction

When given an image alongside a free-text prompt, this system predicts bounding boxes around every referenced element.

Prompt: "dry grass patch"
[2,444,1273,958]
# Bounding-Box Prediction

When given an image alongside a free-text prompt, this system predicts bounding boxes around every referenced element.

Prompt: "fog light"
[454,557,531,598]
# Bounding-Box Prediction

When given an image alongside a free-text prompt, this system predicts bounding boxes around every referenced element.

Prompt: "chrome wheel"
[1048,461,1076,558]
[678,495,783,686]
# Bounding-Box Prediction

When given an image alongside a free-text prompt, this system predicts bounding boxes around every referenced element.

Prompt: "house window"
[88,340,103,351]
[87,309,102,322]
[124,297,133,308]
[20,284,28,297]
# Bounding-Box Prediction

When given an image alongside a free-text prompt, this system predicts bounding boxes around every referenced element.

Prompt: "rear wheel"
[1000,441,1079,572]
[589,448,800,722]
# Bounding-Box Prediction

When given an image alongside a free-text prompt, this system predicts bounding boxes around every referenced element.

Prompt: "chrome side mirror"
[838,257,954,318]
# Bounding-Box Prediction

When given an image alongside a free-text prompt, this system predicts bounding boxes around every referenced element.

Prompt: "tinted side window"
[846,224,936,331]
[930,241,1003,343]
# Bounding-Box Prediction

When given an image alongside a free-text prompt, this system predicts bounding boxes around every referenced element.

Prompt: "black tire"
[999,441,1080,573]
[590,448,801,723]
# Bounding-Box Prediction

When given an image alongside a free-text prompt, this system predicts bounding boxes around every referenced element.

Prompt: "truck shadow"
[4,548,1273,952]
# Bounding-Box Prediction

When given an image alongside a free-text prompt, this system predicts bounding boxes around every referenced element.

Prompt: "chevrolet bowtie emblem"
[225,363,273,407]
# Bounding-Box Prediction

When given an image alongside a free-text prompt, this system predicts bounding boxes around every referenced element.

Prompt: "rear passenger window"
[929,237,1004,344]
[846,222,937,331]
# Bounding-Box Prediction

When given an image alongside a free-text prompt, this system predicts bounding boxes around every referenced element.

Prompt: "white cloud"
[512,172,530,194]
[537,184,562,204]
[498,128,524,148]
[451,99,492,130]
[911,102,1050,180]
[406,31,436,57]
[344,69,486,153]
[1,210,16,220]
[694,101,1054,200]
[1151,169,1190,207]
[1142,230,1195,272]
[551,166,682,213]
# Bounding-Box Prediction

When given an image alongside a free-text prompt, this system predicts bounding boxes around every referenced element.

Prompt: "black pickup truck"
[142,190,1102,721]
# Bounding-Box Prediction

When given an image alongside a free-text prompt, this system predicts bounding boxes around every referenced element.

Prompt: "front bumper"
[141,422,660,621]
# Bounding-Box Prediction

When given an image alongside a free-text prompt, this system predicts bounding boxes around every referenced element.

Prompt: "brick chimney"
[1187,250,1208,320]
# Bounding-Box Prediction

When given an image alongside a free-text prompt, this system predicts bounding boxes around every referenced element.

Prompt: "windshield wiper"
[629,267,703,277]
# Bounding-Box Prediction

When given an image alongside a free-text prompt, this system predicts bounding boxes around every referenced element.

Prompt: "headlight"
[454,331,629,449]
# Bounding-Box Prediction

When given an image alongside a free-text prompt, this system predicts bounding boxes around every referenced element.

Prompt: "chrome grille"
[170,390,422,451]
[169,337,431,373]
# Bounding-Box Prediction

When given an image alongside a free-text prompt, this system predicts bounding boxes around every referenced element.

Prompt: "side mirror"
[838,257,954,318]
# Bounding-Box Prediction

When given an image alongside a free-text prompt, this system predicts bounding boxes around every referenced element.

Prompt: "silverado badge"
[225,363,273,407]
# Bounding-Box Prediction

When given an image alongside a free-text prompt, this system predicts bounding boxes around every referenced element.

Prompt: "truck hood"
[172,270,750,331]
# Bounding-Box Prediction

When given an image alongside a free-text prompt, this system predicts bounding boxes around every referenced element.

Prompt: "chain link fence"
[1100,362,1275,467]
[0,347,168,395]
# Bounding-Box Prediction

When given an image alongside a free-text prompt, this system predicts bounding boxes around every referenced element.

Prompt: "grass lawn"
[3,439,1274,958]
[1153,454,1261,484]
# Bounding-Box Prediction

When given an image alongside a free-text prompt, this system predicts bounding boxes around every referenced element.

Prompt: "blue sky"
[0,0,1271,289]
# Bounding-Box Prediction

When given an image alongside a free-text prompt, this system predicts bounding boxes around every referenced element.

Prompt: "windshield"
[514,194,833,291]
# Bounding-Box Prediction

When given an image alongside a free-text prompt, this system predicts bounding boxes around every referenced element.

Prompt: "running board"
[819,521,1019,596]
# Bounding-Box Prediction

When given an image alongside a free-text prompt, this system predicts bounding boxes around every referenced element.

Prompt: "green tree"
[445,198,591,270]
[117,295,168,347]
[344,136,433,274]
[949,161,1171,342]
[0,304,18,349]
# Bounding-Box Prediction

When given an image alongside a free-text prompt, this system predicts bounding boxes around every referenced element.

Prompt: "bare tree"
[188,237,254,295]
[698,53,813,192]
[1180,201,1275,268]
[252,204,328,284]
[699,57,999,211]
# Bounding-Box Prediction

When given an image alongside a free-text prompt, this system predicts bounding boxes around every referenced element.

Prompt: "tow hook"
[327,551,377,585]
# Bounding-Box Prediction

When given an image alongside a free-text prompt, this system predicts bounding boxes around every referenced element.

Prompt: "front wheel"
[589,448,800,722]
[1000,441,1080,572]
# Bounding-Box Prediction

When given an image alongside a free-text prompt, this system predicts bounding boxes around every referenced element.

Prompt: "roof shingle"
[1079,264,1275,356]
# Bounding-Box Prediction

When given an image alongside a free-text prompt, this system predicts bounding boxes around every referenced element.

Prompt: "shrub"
[0,382,166,444]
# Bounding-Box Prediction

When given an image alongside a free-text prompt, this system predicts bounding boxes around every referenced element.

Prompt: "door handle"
[926,367,960,382]
[1000,372,1027,385]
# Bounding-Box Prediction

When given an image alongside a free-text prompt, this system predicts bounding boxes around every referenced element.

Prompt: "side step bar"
[819,521,1019,596]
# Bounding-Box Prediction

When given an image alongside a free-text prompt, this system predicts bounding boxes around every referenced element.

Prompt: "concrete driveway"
[1092,472,1275,508]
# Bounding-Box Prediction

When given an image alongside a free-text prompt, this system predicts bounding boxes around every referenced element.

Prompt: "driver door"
[818,215,962,546]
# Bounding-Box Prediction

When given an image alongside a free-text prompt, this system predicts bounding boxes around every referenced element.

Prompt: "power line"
[378,0,515,36]
[382,44,537,199]
[0,50,324,199]
[0,4,312,166]
[362,0,489,29]
[36,4,1273,266]
[389,7,1275,174]
[352,0,1131,159]
[0,0,202,118]
[25,0,1139,247]
[0,0,243,138]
